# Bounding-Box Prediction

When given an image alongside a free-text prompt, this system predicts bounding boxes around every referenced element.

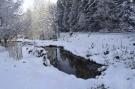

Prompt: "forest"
[57,0,135,32]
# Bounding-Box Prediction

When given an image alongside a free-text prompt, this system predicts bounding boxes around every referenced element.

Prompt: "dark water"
[44,45,104,79]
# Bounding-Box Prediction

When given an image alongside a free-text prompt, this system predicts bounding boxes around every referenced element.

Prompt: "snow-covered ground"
[0,46,92,89]
[1,33,135,89]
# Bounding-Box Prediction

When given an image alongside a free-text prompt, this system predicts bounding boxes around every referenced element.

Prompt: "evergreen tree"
[57,0,135,32]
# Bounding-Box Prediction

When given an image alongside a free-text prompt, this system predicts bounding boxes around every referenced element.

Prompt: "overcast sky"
[22,0,57,12]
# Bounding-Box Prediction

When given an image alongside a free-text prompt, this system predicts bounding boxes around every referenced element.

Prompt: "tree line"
[57,0,135,32]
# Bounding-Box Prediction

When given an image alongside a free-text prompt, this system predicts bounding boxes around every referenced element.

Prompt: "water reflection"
[7,41,23,60]
[45,46,103,79]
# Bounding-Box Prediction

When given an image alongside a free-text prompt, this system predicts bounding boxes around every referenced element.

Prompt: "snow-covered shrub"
[26,46,50,66]
[90,84,108,89]
[27,47,46,57]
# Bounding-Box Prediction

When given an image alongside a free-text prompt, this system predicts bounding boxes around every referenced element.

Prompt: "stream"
[3,41,105,79]
[43,45,104,79]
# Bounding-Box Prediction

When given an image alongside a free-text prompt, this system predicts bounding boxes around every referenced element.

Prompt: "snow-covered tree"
[29,0,57,40]
[57,0,135,32]
[0,0,22,45]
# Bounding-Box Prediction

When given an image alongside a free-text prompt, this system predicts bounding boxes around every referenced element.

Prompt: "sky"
[22,0,34,12]
[22,0,57,12]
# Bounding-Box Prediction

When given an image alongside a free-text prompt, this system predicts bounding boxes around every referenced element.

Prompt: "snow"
[30,33,135,64]
[1,33,135,89]
[101,63,135,89]
[0,46,96,89]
